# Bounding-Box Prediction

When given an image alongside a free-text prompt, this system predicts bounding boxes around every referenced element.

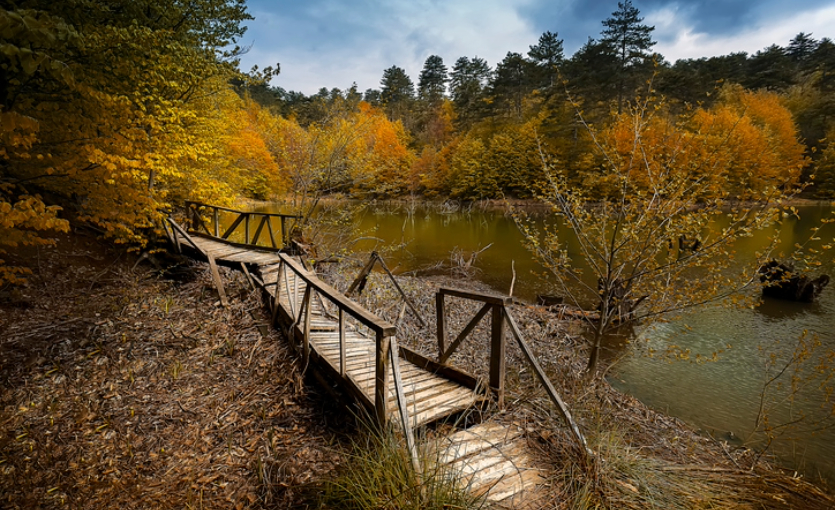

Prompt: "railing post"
[490,304,506,407]
[302,286,312,368]
[281,216,287,246]
[271,261,283,327]
[375,331,390,427]
[213,208,219,237]
[436,292,446,359]
[339,308,346,376]
[244,213,251,245]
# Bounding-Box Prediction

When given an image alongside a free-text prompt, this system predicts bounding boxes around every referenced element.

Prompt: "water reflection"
[755,296,824,321]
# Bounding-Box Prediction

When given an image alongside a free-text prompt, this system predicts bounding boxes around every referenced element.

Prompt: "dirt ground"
[1,230,346,509]
[2,229,834,509]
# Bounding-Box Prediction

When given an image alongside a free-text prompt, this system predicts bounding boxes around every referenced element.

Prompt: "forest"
[1,0,833,283]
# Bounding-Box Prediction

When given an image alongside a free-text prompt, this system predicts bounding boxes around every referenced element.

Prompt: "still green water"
[258,201,835,483]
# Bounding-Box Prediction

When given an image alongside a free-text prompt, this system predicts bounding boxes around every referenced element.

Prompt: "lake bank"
[1,230,832,508]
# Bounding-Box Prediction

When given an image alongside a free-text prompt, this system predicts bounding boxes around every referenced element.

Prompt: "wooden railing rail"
[436,287,512,405]
[185,200,299,248]
[436,287,588,452]
[276,254,400,428]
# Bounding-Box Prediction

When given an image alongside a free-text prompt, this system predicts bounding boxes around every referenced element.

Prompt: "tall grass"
[317,422,484,510]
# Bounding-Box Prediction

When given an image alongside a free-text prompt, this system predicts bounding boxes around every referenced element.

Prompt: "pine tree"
[489,52,537,119]
[600,0,656,112]
[528,31,564,89]
[380,65,415,123]
[418,55,449,105]
[449,56,492,128]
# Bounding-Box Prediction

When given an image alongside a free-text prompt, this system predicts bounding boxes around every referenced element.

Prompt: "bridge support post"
[490,304,506,407]
[375,331,390,426]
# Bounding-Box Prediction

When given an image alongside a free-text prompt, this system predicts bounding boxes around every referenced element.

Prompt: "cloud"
[240,0,540,94]
[648,2,835,61]
[238,0,835,95]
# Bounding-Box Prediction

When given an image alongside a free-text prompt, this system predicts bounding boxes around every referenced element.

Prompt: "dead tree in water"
[759,260,829,302]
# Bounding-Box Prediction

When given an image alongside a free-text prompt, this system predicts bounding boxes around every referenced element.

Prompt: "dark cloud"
[522,0,835,52]
[238,0,835,94]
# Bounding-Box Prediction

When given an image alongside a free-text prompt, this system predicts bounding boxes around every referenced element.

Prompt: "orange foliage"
[595,87,808,199]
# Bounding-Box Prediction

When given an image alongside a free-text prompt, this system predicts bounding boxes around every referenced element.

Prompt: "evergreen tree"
[563,38,619,115]
[744,45,793,91]
[380,66,415,103]
[418,55,449,105]
[380,65,415,122]
[363,88,382,106]
[788,32,819,65]
[489,52,537,119]
[600,0,656,112]
[449,56,492,128]
[528,31,564,89]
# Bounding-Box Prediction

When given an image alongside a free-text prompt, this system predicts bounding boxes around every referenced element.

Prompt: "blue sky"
[238,0,835,95]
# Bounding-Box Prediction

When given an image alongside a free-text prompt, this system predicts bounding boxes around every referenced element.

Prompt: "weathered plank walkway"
[161,202,584,507]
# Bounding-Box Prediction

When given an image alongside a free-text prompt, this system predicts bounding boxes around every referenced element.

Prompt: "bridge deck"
[168,222,545,506]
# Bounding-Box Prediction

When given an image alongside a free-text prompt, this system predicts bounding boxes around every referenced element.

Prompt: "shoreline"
[1,231,833,508]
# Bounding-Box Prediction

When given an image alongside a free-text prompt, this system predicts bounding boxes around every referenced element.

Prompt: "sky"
[237,0,835,96]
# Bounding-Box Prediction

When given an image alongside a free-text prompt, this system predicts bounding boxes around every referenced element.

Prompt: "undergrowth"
[316,421,484,510]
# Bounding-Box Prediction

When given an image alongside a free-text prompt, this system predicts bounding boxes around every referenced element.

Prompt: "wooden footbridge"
[162,201,587,507]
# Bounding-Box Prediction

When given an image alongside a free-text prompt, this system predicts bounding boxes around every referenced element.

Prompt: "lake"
[258,200,835,483]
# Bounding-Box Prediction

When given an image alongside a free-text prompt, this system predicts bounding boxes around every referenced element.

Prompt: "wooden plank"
[222,251,281,264]
[190,231,282,253]
[351,364,435,387]
[399,347,481,391]
[206,253,229,307]
[465,451,532,491]
[479,467,544,503]
[412,394,478,426]
[412,387,478,417]
[439,287,512,306]
[200,245,250,258]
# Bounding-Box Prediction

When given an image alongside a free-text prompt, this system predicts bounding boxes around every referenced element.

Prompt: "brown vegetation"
[2,233,834,509]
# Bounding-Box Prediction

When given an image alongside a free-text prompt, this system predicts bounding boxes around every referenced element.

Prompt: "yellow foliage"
[0,193,69,285]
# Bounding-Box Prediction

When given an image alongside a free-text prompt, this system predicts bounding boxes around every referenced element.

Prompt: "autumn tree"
[0,0,259,264]
[516,92,808,373]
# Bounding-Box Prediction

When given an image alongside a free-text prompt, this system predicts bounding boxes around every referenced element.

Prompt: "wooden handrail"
[436,285,588,454]
[279,254,396,337]
[184,201,300,249]
[185,200,299,219]
[436,287,508,405]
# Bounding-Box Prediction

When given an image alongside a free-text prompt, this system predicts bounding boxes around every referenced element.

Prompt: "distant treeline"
[242,2,835,198]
